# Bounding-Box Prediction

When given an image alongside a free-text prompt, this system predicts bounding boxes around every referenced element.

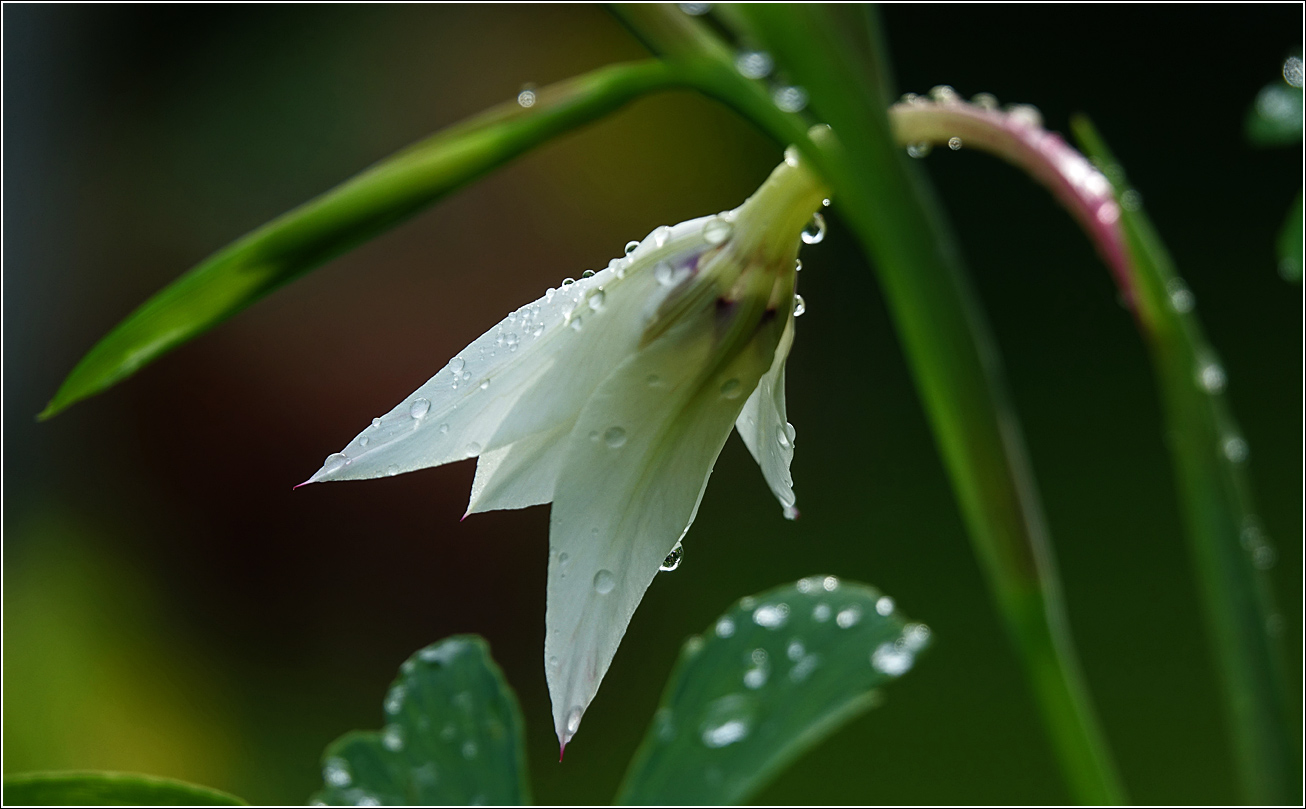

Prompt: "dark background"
[4,4,1301,805]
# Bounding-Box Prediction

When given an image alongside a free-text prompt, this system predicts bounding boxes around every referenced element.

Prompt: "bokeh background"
[4,4,1301,805]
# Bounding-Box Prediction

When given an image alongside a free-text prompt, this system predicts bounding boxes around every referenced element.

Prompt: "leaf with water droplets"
[1,772,246,806]
[312,635,530,806]
[616,578,930,805]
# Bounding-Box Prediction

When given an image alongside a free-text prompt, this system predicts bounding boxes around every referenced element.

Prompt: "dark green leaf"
[617,577,930,805]
[3,771,245,806]
[1277,191,1303,281]
[313,636,530,806]
[40,59,680,420]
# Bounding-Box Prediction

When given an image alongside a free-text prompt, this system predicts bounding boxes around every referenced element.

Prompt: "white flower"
[301,130,831,752]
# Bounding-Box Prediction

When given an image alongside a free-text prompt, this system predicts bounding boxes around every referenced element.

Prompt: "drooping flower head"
[301,126,832,751]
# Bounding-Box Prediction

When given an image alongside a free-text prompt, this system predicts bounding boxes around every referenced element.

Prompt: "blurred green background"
[3,4,1300,805]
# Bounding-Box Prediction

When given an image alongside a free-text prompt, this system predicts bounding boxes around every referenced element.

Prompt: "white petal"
[301,218,718,487]
[736,310,797,512]
[465,419,572,515]
[544,303,784,747]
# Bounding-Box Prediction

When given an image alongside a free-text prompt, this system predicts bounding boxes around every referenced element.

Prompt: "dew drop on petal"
[822,575,839,591]
[653,225,672,247]
[715,617,736,637]
[359,436,369,447]
[776,425,792,448]
[479,379,490,390]
[604,427,627,448]
[517,88,536,107]
[661,542,684,571]
[654,260,676,286]
[794,258,803,272]
[972,92,999,110]
[581,269,595,279]
[1166,278,1195,313]
[323,757,352,788]
[382,724,405,752]
[948,136,963,150]
[385,465,399,477]
[752,603,790,629]
[1197,361,1227,394]
[801,212,826,244]
[703,217,733,245]
[720,378,742,399]
[679,2,711,15]
[566,707,583,735]
[464,442,481,458]
[1222,435,1249,463]
[1284,55,1304,88]
[588,290,606,311]
[561,277,575,286]
[323,453,348,474]
[876,596,896,616]
[372,417,383,428]
[439,423,450,434]
[593,569,616,595]
[793,294,806,317]
[409,398,431,419]
[448,357,465,374]
[625,240,640,255]
[907,141,932,158]
[812,602,832,622]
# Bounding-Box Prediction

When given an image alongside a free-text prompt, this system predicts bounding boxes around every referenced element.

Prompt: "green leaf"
[1072,116,1294,805]
[616,577,930,805]
[312,636,530,806]
[2,771,245,806]
[40,59,681,420]
[1277,191,1303,281]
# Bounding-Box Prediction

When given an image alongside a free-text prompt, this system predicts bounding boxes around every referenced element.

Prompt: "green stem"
[612,4,1123,803]
[1071,118,1293,805]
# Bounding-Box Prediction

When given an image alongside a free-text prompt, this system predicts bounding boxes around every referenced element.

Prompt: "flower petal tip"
[783,504,800,520]
[558,741,566,762]
[291,478,313,491]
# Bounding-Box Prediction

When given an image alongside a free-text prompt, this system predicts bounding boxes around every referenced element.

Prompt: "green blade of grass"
[612,4,1123,803]
[1072,117,1294,805]
[40,59,681,420]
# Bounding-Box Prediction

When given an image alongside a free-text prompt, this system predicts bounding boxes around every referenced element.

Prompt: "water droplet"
[703,217,733,245]
[323,757,352,787]
[776,425,792,448]
[385,464,399,477]
[720,378,742,399]
[323,453,348,474]
[906,142,932,158]
[822,575,839,591]
[581,269,595,279]
[871,642,915,676]
[753,603,790,628]
[372,417,383,428]
[1285,55,1304,88]
[1197,361,1227,393]
[654,260,676,286]
[569,315,583,331]
[461,741,478,759]
[661,542,684,571]
[548,655,559,670]
[700,695,753,748]
[794,258,803,272]
[566,707,583,735]
[813,602,832,622]
[593,569,616,595]
[875,596,895,616]
[439,423,450,434]
[801,212,826,244]
[948,136,963,150]
[789,654,820,682]
[561,277,575,286]
[448,357,465,374]
[793,294,806,317]
[772,85,808,112]
[384,684,406,715]
[646,374,661,387]
[1223,435,1249,463]
[358,436,369,449]
[929,84,959,104]
[558,551,570,567]
[715,617,736,638]
[604,426,627,448]
[409,398,431,419]
[588,290,606,311]
[902,623,932,651]
[783,505,800,520]
[653,225,672,248]
[787,639,806,661]
[836,605,863,628]
[382,724,405,751]
[464,442,481,458]
[971,92,999,110]
[517,88,537,108]
[740,595,757,609]
[1166,278,1194,312]
[735,50,773,79]
[1006,103,1044,129]
[625,240,640,255]
[743,666,768,689]
[678,2,711,15]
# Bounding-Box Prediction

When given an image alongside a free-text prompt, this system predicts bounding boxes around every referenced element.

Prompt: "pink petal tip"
[558,741,566,762]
